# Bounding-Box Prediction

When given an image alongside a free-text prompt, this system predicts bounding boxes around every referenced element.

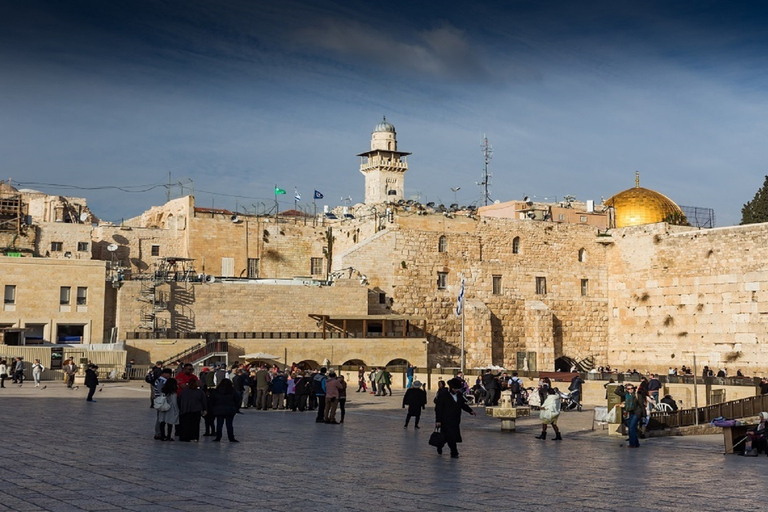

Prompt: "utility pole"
[478,135,493,206]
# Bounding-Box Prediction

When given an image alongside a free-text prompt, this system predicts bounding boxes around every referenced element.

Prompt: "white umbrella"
[240,352,282,361]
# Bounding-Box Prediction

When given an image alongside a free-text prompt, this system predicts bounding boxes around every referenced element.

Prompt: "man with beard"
[434,378,476,458]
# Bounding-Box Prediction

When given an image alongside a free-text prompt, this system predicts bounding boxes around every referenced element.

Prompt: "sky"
[2,1,768,226]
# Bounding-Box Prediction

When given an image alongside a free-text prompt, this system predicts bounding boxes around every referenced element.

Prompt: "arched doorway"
[296,360,319,371]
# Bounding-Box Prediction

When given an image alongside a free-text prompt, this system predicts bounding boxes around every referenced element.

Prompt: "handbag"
[428,427,445,448]
[154,395,171,412]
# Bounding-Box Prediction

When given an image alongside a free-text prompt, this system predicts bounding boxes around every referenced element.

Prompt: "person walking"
[64,359,77,389]
[0,359,8,388]
[536,387,562,440]
[403,380,427,428]
[178,378,206,442]
[356,366,367,392]
[369,367,378,395]
[156,378,179,441]
[406,364,415,389]
[324,371,341,424]
[434,378,476,458]
[12,357,24,385]
[620,383,643,448]
[84,364,99,402]
[31,359,45,387]
[210,378,240,442]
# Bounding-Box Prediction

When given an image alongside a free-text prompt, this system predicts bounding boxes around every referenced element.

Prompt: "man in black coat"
[85,364,99,402]
[435,378,476,458]
[481,369,500,406]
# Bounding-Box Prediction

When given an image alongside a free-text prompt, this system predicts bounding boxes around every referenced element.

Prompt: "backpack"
[510,379,521,394]
[145,370,155,384]
[153,394,171,412]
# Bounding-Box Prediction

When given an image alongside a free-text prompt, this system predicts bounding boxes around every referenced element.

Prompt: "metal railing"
[648,394,768,430]
[126,330,426,340]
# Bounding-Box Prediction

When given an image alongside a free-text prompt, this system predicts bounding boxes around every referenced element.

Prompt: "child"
[402,380,427,428]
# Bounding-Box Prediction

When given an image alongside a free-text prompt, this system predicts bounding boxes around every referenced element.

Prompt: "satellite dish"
[523,196,529,202]
[107,243,118,252]
[205,275,216,284]
[79,212,89,222]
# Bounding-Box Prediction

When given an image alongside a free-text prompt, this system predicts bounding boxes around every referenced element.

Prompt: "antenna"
[477,134,493,206]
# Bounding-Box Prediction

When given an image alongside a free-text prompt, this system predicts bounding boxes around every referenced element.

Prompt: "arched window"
[578,248,586,262]
[438,235,447,253]
[512,236,520,254]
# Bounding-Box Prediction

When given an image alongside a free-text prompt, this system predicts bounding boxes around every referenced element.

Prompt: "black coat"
[210,390,240,417]
[84,369,99,389]
[434,390,474,443]
[403,388,427,414]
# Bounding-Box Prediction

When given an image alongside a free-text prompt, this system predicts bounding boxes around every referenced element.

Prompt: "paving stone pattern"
[1,382,767,511]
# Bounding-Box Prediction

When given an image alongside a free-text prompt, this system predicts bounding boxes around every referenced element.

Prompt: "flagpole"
[461,301,465,374]
[274,185,279,223]
[294,196,297,225]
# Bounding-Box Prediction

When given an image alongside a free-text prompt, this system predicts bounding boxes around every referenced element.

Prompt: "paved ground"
[1,381,767,512]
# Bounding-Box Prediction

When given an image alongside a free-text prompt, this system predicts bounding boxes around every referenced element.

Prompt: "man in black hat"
[434,377,476,458]
[84,364,99,402]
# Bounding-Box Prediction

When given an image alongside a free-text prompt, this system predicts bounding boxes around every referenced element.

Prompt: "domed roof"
[0,181,18,194]
[374,116,395,133]
[604,173,684,228]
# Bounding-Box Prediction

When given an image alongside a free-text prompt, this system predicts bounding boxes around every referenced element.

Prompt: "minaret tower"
[358,117,411,204]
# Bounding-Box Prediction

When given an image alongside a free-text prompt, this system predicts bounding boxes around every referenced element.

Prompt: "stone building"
[359,117,410,205]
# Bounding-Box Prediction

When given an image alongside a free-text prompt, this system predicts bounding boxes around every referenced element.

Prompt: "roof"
[356,150,412,157]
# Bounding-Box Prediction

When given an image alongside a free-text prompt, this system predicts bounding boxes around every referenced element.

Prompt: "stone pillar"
[464,298,492,369]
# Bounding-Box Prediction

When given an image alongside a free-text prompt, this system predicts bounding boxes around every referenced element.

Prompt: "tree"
[741,175,768,225]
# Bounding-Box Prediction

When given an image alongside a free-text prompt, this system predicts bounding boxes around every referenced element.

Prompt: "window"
[4,285,16,304]
[60,286,71,305]
[77,242,89,252]
[581,279,589,296]
[76,287,88,306]
[438,235,447,253]
[247,258,259,279]
[492,275,502,295]
[580,216,588,223]
[151,245,160,257]
[310,257,323,275]
[535,277,547,295]
[578,248,586,263]
[512,236,520,254]
[558,214,565,221]
[437,272,448,290]
[379,292,387,304]
[51,242,63,252]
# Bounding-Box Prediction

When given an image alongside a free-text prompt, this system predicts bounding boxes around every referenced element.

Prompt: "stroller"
[559,388,582,412]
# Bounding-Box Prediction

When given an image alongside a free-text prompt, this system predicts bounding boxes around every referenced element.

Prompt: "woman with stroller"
[536,387,562,440]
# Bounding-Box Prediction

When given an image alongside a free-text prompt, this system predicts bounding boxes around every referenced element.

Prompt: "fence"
[648,394,768,429]
[126,330,426,340]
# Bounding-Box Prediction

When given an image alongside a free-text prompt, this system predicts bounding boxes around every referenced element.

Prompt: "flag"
[455,276,465,317]
[314,190,324,200]
[294,188,301,201]
[275,187,286,195]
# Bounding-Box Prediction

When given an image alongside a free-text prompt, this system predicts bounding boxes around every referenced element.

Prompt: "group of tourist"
[0,357,26,387]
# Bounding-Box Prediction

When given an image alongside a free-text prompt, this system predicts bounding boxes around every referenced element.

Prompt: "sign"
[50,347,64,369]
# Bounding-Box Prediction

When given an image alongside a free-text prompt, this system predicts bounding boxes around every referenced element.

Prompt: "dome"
[374,116,395,133]
[0,181,18,194]
[604,174,684,228]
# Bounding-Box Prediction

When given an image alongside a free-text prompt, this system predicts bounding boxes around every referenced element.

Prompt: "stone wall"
[607,222,768,374]
[116,279,367,336]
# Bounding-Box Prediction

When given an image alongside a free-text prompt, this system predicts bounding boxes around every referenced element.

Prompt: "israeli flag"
[455,276,465,317]
[294,188,301,201]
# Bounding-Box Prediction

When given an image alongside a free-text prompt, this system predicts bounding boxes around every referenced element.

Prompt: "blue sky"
[2,0,768,225]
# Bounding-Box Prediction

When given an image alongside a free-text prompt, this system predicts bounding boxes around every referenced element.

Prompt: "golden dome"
[604,173,684,228]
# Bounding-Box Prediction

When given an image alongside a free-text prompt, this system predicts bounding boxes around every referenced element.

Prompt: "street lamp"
[451,187,461,204]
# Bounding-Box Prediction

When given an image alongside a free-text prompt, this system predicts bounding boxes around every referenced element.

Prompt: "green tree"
[741,175,768,225]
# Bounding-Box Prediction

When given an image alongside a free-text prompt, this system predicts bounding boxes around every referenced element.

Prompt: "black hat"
[447,378,463,389]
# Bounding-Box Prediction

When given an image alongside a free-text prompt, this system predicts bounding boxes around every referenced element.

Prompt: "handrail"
[160,341,229,367]
[648,394,768,430]
[126,330,427,340]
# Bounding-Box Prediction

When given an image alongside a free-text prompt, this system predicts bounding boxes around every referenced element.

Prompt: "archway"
[296,359,319,371]
[386,358,409,367]
[342,359,367,368]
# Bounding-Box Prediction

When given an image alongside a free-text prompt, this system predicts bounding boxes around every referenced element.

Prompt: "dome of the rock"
[605,174,684,228]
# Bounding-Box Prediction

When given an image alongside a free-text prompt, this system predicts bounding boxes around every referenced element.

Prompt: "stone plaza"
[2,381,767,512]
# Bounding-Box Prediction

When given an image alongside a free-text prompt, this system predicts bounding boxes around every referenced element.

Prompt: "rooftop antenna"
[477,134,493,206]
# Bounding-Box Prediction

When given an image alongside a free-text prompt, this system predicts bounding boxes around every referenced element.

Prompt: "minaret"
[358,117,411,204]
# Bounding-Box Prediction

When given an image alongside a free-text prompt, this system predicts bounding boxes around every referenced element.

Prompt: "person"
[176,363,199,393]
[210,378,240,442]
[271,371,287,410]
[324,371,342,424]
[12,357,24,385]
[357,366,367,392]
[403,380,427,428]
[742,412,768,456]
[125,359,134,379]
[254,364,271,410]
[434,378,476,458]
[482,369,500,406]
[178,378,206,442]
[510,372,524,406]
[647,374,662,404]
[233,368,249,409]
[620,383,645,448]
[760,377,768,395]
[157,378,179,441]
[434,379,447,403]
[313,367,328,422]
[568,373,584,404]
[337,375,347,423]
[286,372,297,411]
[153,368,172,439]
[369,367,378,395]
[31,359,45,388]
[737,369,744,377]
[0,359,8,388]
[146,361,163,407]
[376,367,392,396]
[536,387,562,440]
[84,364,99,402]
[406,364,415,389]
[63,359,76,389]
[660,394,678,411]
[295,372,311,411]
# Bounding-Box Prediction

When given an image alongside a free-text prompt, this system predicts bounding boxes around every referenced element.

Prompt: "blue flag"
[314,190,324,200]
[455,276,465,317]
